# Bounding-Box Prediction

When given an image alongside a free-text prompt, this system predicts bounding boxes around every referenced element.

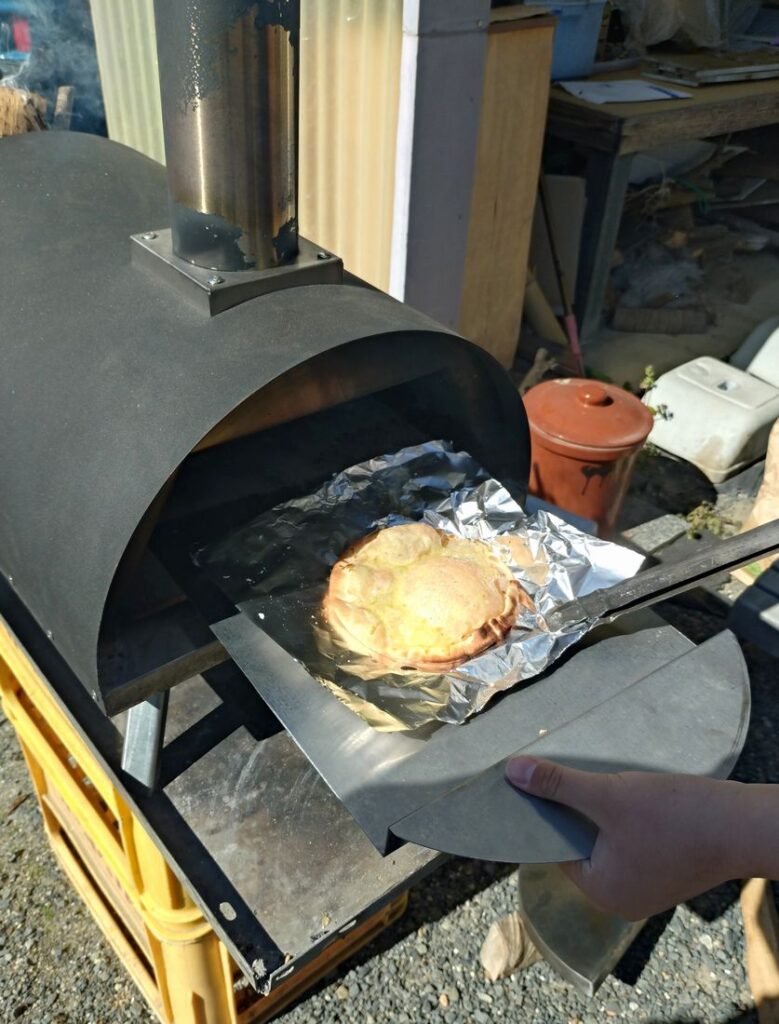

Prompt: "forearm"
[726,782,779,881]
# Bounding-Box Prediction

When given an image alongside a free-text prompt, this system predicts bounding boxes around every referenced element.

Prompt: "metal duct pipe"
[153,0,299,271]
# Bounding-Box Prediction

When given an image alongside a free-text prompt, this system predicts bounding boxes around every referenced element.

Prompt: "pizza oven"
[0,0,530,726]
[0,0,757,997]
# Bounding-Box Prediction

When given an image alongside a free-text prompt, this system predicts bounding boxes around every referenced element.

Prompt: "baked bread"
[496,534,548,585]
[323,523,531,671]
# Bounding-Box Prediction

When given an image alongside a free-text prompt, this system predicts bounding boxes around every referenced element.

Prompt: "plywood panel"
[459,13,554,368]
[742,878,779,1024]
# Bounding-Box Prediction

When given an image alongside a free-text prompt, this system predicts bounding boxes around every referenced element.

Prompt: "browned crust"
[323,527,534,672]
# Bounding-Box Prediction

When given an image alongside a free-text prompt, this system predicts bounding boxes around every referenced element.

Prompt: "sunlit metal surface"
[154,0,299,270]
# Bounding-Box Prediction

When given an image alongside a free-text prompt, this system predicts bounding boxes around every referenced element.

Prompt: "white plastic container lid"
[677,357,779,410]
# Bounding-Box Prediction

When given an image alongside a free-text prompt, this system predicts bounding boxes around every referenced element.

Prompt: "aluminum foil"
[197,441,644,731]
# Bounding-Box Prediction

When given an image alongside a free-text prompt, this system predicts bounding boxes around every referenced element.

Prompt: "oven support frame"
[120,692,170,790]
[0,571,443,990]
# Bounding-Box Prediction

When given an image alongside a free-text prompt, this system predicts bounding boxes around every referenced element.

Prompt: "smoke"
[1,0,105,134]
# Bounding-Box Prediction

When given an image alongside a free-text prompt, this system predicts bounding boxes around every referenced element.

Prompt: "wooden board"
[459,12,554,369]
[741,878,779,1023]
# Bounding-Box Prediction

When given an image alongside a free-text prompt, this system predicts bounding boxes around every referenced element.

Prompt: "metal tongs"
[545,519,779,634]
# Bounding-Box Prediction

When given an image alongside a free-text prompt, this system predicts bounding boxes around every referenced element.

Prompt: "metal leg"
[121,690,169,790]
[519,863,644,997]
[575,150,633,344]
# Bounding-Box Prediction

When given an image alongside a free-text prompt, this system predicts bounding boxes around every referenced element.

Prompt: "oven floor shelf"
[214,608,750,864]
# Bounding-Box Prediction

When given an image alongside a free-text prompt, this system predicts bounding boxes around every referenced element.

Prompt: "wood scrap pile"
[0,86,46,137]
[623,135,779,240]
[480,910,541,981]
[608,133,779,334]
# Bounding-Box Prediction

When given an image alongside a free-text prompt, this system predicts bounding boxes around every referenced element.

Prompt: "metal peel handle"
[544,519,779,634]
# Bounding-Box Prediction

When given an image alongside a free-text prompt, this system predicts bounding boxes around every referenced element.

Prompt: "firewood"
[741,878,779,1023]
[0,87,47,138]
[517,346,558,395]
[611,306,708,335]
[480,911,542,981]
[53,86,75,131]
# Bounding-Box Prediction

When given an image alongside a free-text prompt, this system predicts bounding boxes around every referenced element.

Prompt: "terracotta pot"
[523,378,654,536]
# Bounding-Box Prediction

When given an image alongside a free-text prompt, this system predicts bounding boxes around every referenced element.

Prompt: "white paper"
[559,79,691,104]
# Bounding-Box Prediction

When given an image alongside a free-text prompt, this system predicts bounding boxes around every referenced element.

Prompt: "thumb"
[505,756,611,822]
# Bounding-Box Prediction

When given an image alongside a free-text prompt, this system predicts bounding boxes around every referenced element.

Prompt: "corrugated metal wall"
[301,0,402,291]
[89,0,165,165]
[89,0,402,291]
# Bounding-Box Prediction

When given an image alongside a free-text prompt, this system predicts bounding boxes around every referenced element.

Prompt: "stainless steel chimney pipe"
[153,0,299,272]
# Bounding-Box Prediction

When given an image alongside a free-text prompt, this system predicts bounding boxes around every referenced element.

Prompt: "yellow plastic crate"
[0,618,407,1024]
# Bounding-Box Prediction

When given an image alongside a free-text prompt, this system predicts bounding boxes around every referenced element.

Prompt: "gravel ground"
[1,585,775,1024]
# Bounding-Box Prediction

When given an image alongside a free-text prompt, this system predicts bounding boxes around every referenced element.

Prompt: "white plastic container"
[644,356,779,483]
[730,315,779,386]
[744,327,779,389]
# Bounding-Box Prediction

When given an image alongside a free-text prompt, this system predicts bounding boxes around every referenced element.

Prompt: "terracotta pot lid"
[523,378,655,451]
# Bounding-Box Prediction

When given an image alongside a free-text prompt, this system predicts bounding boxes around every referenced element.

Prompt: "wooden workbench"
[547,70,779,339]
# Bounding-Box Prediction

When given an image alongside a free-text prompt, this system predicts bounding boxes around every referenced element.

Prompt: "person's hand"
[505,756,769,921]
